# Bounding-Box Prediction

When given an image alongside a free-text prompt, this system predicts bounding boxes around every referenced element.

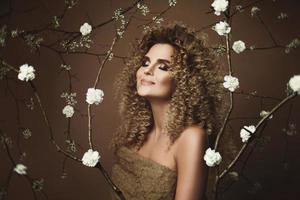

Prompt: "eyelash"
[159,65,169,71]
[141,60,169,71]
[141,60,150,67]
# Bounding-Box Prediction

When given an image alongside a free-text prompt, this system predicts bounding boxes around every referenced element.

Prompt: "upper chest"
[135,132,178,171]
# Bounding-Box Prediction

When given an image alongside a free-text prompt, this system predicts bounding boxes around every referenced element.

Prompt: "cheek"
[136,68,142,80]
[158,76,174,91]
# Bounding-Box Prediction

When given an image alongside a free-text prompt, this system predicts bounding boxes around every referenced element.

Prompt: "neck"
[148,98,170,140]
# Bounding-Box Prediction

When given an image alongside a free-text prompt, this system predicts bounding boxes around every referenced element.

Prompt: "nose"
[143,64,154,75]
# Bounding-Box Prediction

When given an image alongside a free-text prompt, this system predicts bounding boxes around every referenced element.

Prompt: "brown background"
[0,0,300,199]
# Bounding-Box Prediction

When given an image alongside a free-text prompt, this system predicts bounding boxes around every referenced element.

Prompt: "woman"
[110,22,224,200]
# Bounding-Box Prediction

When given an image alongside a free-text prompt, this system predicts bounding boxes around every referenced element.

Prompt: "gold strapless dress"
[110,146,177,200]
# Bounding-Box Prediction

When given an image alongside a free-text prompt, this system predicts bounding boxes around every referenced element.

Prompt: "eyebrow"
[143,55,171,64]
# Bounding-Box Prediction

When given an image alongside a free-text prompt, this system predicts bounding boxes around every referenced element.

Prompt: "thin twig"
[218,93,297,180]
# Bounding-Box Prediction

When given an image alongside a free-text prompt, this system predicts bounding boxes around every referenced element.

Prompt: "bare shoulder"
[173,125,209,165]
[181,125,207,138]
[173,125,209,199]
[175,125,208,154]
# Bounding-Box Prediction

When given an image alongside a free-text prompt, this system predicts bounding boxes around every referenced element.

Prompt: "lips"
[141,79,155,85]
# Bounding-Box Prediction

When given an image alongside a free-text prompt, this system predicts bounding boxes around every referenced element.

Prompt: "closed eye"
[141,56,171,71]
[159,64,170,71]
[141,59,150,67]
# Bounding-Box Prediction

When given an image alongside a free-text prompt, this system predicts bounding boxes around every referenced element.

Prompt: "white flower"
[22,128,32,139]
[62,105,74,118]
[288,75,300,95]
[86,88,104,105]
[212,21,231,36]
[14,164,27,175]
[232,40,246,53]
[80,22,92,36]
[260,110,273,119]
[137,3,149,16]
[113,8,124,20]
[169,0,177,7]
[82,149,100,167]
[240,125,256,143]
[11,29,19,38]
[251,6,260,17]
[152,16,164,24]
[223,75,239,92]
[18,64,35,81]
[203,148,222,167]
[211,0,228,16]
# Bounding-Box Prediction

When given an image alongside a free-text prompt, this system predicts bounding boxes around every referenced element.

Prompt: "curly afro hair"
[111,21,225,151]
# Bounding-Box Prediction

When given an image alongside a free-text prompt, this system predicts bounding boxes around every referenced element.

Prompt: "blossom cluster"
[18,64,35,81]
[14,164,27,175]
[223,75,239,92]
[62,105,74,118]
[143,25,151,34]
[80,22,92,36]
[211,0,228,16]
[251,6,260,17]
[212,21,231,36]
[285,38,300,54]
[203,148,222,167]
[60,34,93,51]
[61,92,77,106]
[61,92,77,118]
[168,0,177,7]
[113,8,124,21]
[53,16,60,28]
[60,64,71,71]
[86,88,104,105]
[11,29,24,38]
[288,75,300,94]
[113,8,126,38]
[82,149,100,167]
[240,125,256,143]
[232,40,246,54]
[137,3,150,16]
[152,16,164,24]
[22,128,32,139]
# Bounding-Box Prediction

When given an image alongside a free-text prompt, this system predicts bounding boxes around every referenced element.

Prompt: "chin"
[137,86,152,97]
[137,91,152,97]
[137,87,172,100]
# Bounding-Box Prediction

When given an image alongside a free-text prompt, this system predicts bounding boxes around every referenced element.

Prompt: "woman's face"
[136,43,176,101]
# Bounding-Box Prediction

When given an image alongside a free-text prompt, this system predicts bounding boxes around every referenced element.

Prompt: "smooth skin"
[136,43,208,200]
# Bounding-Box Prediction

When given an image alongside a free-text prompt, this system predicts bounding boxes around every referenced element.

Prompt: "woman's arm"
[174,125,208,200]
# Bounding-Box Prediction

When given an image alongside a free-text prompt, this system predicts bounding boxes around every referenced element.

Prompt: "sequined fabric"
[111,146,177,200]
